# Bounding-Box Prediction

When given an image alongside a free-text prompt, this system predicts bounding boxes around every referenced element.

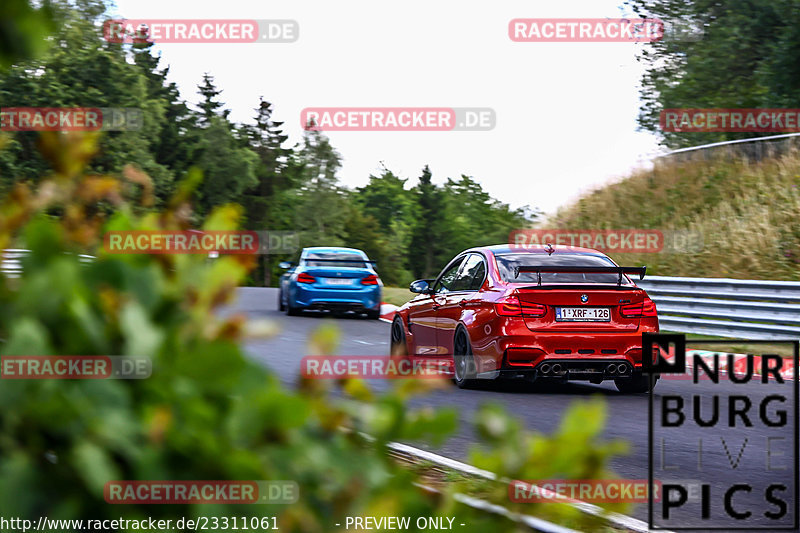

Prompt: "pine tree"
[240,98,293,285]
[197,73,228,126]
[409,165,445,278]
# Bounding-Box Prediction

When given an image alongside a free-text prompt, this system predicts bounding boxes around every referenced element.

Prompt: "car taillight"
[297,273,316,283]
[361,274,379,285]
[521,301,547,317]
[495,296,547,317]
[621,297,657,317]
[495,295,521,316]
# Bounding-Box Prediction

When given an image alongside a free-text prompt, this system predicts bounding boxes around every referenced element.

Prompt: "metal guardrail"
[638,132,800,168]
[4,250,799,340]
[1,249,94,278]
[2,249,31,279]
[637,275,800,340]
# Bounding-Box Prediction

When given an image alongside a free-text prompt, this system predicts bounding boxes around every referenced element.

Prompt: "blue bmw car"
[278,247,383,319]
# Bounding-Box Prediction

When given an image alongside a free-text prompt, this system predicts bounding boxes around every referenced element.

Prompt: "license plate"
[555,307,611,322]
[325,278,352,285]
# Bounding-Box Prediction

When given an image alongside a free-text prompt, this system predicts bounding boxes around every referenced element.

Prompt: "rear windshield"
[495,253,631,285]
[304,252,369,268]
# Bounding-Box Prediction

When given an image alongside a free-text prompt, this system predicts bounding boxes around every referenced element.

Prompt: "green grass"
[383,286,415,307]
[547,148,800,280]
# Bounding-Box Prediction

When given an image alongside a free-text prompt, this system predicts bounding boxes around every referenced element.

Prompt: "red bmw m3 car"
[390,244,660,393]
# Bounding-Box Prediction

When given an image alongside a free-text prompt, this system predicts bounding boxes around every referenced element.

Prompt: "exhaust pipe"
[607,363,617,374]
[617,364,629,375]
[540,363,551,375]
[552,363,562,374]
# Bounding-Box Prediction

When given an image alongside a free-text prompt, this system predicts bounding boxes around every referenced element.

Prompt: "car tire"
[453,327,479,389]
[366,308,381,320]
[278,289,286,311]
[287,303,302,316]
[390,316,408,356]
[615,374,657,393]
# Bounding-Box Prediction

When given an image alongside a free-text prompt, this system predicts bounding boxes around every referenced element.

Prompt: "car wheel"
[287,303,302,316]
[366,308,381,320]
[615,374,657,393]
[390,316,408,356]
[453,328,478,389]
[278,289,286,311]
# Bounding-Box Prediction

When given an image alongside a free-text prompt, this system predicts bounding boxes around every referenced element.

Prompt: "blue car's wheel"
[278,289,286,311]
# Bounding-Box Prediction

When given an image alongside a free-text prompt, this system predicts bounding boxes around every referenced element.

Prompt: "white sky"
[110,0,666,215]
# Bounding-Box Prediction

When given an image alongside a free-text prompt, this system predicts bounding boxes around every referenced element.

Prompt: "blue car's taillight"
[297,273,316,283]
[361,274,379,285]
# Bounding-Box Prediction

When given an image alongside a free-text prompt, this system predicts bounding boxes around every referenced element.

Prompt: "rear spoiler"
[302,258,377,264]
[513,266,646,286]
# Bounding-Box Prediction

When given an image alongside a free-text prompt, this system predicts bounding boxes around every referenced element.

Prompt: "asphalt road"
[230,287,797,530]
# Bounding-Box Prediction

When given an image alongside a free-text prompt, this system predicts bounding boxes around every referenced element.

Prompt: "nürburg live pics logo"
[644,333,798,530]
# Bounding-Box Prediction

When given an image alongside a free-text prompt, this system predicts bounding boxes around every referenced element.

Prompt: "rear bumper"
[291,284,381,311]
[493,366,656,382]
[469,316,658,380]
[508,359,638,380]
[502,334,651,366]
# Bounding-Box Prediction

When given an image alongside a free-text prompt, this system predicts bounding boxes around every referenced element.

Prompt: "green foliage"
[195,117,258,216]
[197,73,229,126]
[461,399,630,529]
[0,1,173,197]
[0,0,56,69]
[409,166,447,279]
[627,0,800,148]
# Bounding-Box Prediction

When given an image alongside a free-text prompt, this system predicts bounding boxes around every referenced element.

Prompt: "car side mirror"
[279,261,293,269]
[409,279,433,294]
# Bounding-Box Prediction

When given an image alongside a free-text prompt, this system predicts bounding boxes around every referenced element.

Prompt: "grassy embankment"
[548,149,800,280]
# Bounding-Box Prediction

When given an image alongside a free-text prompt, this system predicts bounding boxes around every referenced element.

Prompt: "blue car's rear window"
[304,252,369,268]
